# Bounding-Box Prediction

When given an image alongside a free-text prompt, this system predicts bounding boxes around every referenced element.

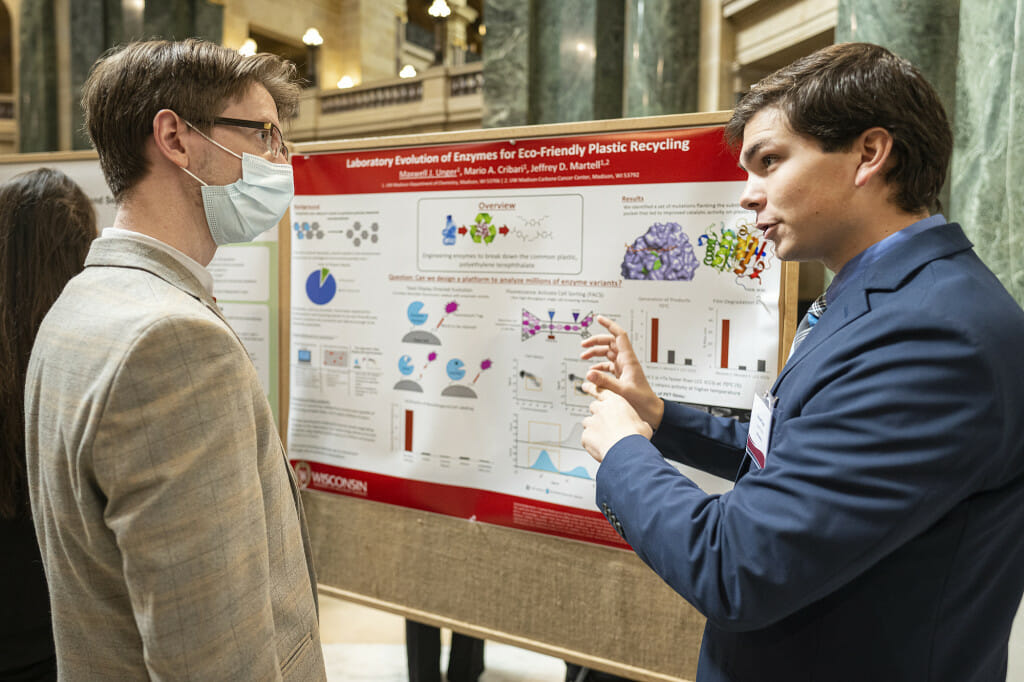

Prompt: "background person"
[0,168,96,682]
[580,42,1024,681]
[405,620,485,682]
[24,39,326,680]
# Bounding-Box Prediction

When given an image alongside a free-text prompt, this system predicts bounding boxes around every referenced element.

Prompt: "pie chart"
[306,267,337,305]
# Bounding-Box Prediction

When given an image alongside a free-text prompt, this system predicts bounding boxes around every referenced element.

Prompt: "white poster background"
[289,179,777,510]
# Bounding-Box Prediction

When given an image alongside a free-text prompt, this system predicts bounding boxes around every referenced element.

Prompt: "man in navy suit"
[580,42,1024,681]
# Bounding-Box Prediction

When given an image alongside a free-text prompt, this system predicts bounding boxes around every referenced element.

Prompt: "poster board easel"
[284,111,799,682]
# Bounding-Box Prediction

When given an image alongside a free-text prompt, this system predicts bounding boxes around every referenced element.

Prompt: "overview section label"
[417,194,583,274]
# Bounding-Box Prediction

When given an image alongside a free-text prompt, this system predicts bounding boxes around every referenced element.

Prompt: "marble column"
[18,0,224,152]
[530,0,623,124]
[482,0,622,127]
[481,0,531,128]
[144,0,222,43]
[69,0,107,149]
[623,0,700,117]
[949,1,1024,303]
[836,0,959,120]
[836,0,960,214]
[17,0,58,151]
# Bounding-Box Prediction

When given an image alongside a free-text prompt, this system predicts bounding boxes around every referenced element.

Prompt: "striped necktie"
[788,292,828,358]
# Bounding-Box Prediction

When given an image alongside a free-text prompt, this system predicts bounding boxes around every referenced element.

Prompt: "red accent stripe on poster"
[290,459,630,549]
[650,317,659,364]
[721,319,730,369]
[404,410,413,452]
[293,126,743,196]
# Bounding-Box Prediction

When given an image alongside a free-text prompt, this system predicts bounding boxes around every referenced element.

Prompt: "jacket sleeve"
[92,314,284,680]
[596,312,1004,631]
[651,399,748,480]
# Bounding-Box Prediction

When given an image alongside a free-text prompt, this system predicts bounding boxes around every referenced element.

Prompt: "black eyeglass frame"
[212,116,289,160]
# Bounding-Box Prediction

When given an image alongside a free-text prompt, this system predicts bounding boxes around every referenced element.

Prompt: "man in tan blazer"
[24,40,327,680]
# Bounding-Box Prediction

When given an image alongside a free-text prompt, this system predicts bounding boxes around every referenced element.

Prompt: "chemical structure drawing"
[522,309,595,341]
[621,222,701,281]
[697,220,772,288]
[345,221,379,247]
[517,215,549,228]
[509,215,555,243]
[293,220,380,246]
[293,221,324,240]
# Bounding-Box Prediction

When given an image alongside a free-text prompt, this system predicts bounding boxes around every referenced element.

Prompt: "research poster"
[287,125,780,548]
[0,155,281,419]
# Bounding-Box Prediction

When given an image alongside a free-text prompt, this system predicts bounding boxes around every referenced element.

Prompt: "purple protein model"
[621,222,700,281]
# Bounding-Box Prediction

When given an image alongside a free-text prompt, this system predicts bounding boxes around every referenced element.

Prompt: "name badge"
[745,393,774,469]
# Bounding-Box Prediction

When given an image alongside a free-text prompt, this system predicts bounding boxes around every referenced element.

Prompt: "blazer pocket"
[280,632,313,677]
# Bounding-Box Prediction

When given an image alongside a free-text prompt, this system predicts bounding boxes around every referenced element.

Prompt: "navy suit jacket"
[596,223,1024,681]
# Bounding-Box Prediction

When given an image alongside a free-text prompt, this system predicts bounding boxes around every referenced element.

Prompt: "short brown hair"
[81,39,300,201]
[0,168,95,518]
[725,42,952,214]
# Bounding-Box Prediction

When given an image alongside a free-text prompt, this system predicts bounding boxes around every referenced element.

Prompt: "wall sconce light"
[239,38,257,56]
[337,76,355,89]
[399,64,417,79]
[428,0,451,66]
[302,28,324,89]
[302,28,324,47]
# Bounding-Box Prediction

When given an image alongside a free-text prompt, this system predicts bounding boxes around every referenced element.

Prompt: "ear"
[853,127,894,188]
[151,109,192,169]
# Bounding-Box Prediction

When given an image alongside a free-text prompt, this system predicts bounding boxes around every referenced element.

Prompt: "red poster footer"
[290,459,630,549]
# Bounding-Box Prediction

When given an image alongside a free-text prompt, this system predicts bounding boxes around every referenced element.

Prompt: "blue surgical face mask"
[182,122,294,246]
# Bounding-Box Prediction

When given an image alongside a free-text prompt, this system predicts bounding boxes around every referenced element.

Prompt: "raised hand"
[580,315,664,429]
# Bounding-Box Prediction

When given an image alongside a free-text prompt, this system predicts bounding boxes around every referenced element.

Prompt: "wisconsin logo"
[293,461,312,489]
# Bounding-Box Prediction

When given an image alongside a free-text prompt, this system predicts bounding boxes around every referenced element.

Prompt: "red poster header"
[294,125,743,195]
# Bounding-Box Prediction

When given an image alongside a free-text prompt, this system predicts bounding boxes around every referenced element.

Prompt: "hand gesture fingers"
[580,386,653,462]
[579,315,663,428]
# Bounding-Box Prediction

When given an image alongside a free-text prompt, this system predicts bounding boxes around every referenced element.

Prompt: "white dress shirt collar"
[100,227,215,296]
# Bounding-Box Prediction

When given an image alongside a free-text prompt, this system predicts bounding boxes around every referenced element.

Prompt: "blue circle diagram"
[306,268,337,305]
[398,355,415,375]
[445,358,466,381]
[407,301,428,326]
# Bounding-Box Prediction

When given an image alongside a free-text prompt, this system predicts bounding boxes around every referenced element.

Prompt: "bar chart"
[714,303,774,374]
[643,310,709,369]
[638,303,775,376]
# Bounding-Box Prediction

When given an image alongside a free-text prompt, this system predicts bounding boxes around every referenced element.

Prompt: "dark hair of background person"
[724,42,953,215]
[81,38,301,203]
[0,168,96,519]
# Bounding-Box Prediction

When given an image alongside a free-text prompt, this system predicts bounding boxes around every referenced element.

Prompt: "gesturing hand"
[580,383,653,462]
[580,315,664,429]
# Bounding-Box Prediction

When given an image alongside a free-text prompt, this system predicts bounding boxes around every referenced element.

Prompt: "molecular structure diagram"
[293,221,324,240]
[346,221,380,247]
[293,220,381,247]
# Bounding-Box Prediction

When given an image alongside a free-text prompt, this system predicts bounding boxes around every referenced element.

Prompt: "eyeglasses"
[213,117,289,161]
